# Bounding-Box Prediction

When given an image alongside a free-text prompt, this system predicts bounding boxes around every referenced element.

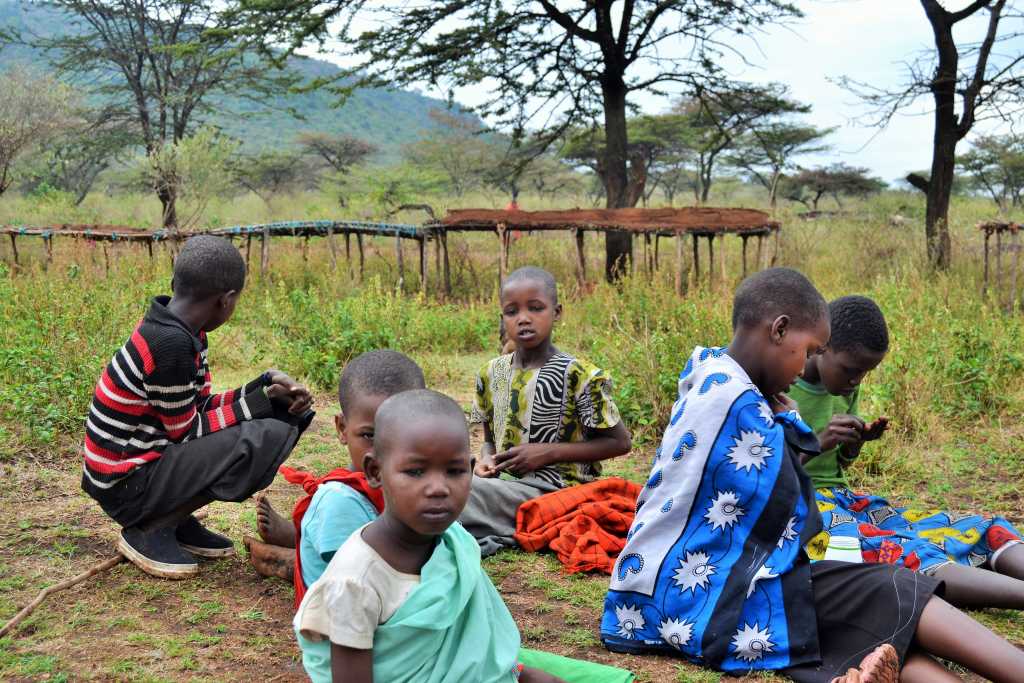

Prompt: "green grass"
[0,189,1022,681]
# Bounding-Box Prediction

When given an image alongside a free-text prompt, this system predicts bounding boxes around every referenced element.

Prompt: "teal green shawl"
[372,523,520,682]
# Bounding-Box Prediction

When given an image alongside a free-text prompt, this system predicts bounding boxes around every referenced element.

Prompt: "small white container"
[824,535,863,563]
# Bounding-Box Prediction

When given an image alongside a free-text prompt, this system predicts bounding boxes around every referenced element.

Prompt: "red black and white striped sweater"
[82,296,274,489]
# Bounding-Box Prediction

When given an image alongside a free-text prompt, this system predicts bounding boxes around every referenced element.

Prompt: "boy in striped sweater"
[82,235,313,579]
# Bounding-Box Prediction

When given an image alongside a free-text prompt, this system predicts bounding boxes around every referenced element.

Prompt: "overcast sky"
[309,1,1015,183]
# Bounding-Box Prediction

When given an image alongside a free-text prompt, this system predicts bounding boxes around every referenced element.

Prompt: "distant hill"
[0,0,470,162]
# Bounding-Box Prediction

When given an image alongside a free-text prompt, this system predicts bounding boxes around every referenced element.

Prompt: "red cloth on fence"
[514,478,641,574]
[279,465,385,610]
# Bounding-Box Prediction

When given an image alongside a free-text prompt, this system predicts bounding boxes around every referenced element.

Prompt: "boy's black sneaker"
[118,526,199,579]
[175,515,236,558]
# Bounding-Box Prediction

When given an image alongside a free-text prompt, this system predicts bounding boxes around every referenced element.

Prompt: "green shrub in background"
[1,193,1023,488]
[255,277,494,391]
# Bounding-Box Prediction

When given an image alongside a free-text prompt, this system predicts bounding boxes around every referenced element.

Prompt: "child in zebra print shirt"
[459,267,632,557]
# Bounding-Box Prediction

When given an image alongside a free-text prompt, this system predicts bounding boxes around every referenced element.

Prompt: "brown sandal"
[830,643,899,683]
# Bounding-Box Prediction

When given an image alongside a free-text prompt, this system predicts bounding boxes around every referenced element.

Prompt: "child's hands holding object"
[474,455,499,478]
[861,416,889,441]
[265,369,313,414]
[492,443,557,477]
[818,414,890,453]
[770,392,798,414]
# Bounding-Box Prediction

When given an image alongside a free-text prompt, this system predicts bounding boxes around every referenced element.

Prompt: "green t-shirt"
[788,378,859,489]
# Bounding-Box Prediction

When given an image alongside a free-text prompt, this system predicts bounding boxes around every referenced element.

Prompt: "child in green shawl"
[293,389,563,683]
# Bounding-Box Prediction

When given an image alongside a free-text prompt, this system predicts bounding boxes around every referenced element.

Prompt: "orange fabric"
[279,465,385,610]
[514,478,641,574]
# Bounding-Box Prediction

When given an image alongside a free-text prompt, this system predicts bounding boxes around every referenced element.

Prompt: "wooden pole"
[356,232,365,282]
[103,244,110,274]
[434,231,442,282]
[497,222,508,284]
[260,226,270,276]
[9,233,18,266]
[983,229,991,296]
[707,235,715,288]
[302,235,310,262]
[418,236,427,294]
[654,234,661,270]
[147,238,154,262]
[771,227,781,266]
[1012,228,1021,313]
[44,235,53,267]
[719,231,727,284]
[756,233,766,270]
[643,233,651,276]
[441,228,451,297]
[692,233,700,284]
[741,235,749,277]
[395,233,406,291]
[327,224,338,271]
[996,228,1004,302]
[572,228,586,287]
[345,232,353,278]
[675,230,684,296]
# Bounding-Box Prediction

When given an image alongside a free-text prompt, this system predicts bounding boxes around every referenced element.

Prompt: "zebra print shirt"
[471,351,621,487]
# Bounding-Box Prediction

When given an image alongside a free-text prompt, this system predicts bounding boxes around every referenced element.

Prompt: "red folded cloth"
[514,477,641,574]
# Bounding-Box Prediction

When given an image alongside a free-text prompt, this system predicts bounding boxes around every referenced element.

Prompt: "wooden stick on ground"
[0,555,124,638]
[0,509,209,639]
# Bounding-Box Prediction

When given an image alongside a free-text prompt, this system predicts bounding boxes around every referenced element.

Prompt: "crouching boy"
[82,235,312,579]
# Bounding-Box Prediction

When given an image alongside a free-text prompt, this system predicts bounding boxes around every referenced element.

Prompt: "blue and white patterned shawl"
[602,346,822,673]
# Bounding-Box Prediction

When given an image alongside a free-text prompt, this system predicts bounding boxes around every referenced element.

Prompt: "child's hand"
[266,370,313,414]
[862,417,889,441]
[474,455,499,478]
[817,414,865,452]
[770,392,798,414]
[492,444,555,477]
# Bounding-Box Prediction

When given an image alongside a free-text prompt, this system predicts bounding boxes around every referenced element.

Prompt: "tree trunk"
[157,184,178,231]
[601,74,632,281]
[768,171,781,210]
[920,1,963,269]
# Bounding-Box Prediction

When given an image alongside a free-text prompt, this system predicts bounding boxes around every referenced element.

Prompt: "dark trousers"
[83,416,302,530]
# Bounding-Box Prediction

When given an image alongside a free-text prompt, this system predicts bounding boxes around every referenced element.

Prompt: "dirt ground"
[0,361,1019,682]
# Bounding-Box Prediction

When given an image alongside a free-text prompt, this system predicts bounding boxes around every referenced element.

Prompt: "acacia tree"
[843,1,1024,268]
[0,67,75,197]
[562,115,691,208]
[297,132,377,206]
[403,110,501,198]
[233,0,800,279]
[672,83,810,204]
[231,149,315,207]
[29,0,295,229]
[25,112,137,205]
[957,134,1024,214]
[782,164,886,211]
[727,123,832,208]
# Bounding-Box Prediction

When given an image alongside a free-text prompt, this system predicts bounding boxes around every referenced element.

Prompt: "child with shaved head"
[248,349,426,607]
[464,266,632,556]
[294,389,564,683]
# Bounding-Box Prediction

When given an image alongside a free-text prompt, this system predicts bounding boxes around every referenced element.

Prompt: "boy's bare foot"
[244,535,295,582]
[255,493,297,547]
[830,643,899,683]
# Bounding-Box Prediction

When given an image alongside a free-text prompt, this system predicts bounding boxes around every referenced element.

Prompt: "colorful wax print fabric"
[809,487,1023,573]
[472,352,621,486]
[602,347,823,674]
